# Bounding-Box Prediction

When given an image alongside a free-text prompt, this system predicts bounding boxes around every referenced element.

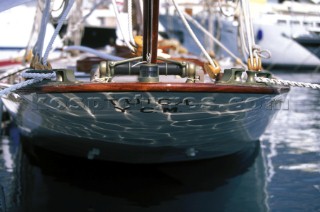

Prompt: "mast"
[151,0,160,63]
[142,0,160,63]
[139,0,160,82]
[142,0,152,62]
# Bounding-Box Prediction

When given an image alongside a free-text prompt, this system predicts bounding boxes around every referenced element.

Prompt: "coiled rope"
[0,72,56,96]
[255,77,320,90]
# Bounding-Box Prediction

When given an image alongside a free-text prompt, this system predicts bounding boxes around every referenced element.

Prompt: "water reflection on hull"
[2,91,286,163]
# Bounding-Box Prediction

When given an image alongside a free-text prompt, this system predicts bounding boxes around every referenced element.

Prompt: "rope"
[92,77,112,82]
[252,45,271,59]
[21,72,56,79]
[0,72,56,96]
[255,77,320,90]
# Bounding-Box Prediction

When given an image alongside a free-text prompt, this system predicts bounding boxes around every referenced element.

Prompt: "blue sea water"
[0,72,319,212]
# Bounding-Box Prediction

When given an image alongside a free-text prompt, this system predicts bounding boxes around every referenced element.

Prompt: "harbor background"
[1,71,319,212]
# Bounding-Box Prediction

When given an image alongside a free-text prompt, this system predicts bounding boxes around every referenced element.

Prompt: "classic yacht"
[0,0,289,163]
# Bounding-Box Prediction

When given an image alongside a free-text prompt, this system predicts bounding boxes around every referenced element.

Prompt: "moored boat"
[0,0,290,164]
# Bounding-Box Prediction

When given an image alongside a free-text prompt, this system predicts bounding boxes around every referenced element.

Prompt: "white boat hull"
[3,91,287,163]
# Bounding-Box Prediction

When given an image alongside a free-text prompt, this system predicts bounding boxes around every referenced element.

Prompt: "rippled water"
[260,72,320,212]
[1,72,320,212]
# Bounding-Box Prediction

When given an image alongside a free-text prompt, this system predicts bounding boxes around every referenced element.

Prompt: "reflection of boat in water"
[5,123,268,211]
[0,0,289,164]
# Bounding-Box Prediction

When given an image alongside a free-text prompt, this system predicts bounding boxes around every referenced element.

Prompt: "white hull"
[3,90,287,163]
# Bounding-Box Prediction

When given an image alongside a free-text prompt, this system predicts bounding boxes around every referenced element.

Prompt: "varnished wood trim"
[19,82,290,94]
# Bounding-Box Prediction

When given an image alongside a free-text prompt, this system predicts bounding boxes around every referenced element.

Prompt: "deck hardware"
[95,56,197,82]
[54,69,76,82]
[218,68,272,85]
[138,63,159,82]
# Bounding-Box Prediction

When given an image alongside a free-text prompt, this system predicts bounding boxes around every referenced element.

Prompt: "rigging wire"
[127,0,136,47]
[60,0,104,46]
[33,0,51,59]
[182,11,247,68]
[238,11,249,57]
[63,45,124,61]
[24,0,44,64]
[42,0,75,65]
[240,0,253,63]
[111,0,135,52]
[238,0,271,65]
[171,0,218,69]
